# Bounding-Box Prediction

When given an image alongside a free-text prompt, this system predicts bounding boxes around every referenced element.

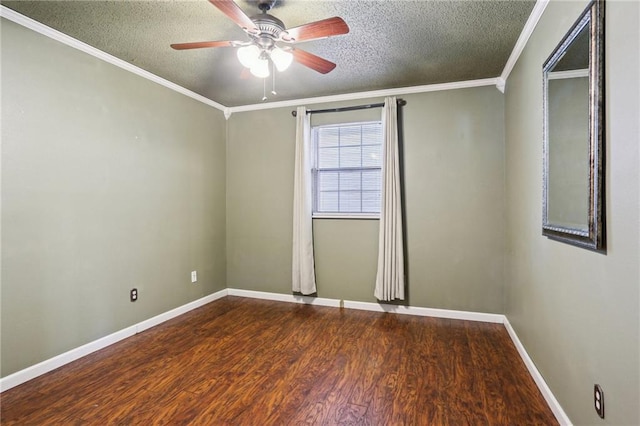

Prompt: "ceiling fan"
[171,0,350,78]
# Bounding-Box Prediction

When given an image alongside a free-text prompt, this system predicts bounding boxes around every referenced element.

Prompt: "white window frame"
[311,121,382,220]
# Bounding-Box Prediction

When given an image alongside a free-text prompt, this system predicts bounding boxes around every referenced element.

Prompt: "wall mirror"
[542,0,605,252]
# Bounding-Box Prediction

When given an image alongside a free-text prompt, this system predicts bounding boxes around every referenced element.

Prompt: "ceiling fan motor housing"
[250,14,287,49]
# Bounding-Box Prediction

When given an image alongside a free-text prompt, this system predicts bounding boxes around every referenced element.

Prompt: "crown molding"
[3,0,546,116]
[499,0,551,89]
[0,5,226,112]
[226,78,499,116]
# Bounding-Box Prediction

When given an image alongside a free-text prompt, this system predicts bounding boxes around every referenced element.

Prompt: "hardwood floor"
[1,296,558,425]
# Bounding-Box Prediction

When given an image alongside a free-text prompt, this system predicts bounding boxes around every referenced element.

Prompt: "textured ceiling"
[2,0,535,107]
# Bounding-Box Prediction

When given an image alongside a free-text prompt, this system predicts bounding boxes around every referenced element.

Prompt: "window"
[312,121,383,217]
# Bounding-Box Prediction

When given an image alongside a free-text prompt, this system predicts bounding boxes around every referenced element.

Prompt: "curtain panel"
[374,97,405,301]
[292,106,317,295]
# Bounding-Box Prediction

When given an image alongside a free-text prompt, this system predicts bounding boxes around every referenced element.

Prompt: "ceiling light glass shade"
[250,58,270,78]
[270,47,293,72]
[237,45,260,69]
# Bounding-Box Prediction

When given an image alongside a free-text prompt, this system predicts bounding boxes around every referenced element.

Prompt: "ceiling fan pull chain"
[262,77,267,102]
[271,62,277,95]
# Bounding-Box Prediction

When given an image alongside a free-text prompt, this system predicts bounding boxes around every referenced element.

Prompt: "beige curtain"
[374,97,405,301]
[292,106,317,295]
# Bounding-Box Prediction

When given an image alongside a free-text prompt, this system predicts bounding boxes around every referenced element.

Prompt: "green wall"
[504,0,639,424]
[1,19,227,376]
[5,5,638,423]
[227,87,506,313]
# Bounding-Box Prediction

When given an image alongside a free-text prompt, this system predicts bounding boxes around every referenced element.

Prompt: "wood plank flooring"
[1,296,558,425]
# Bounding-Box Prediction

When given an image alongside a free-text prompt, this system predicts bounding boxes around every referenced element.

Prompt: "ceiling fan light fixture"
[237,45,260,68]
[171,0,349,83]
[270,47,293,72]
[250,57,270,78]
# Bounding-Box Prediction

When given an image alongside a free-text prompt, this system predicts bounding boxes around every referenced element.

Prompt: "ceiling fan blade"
[208,0,259,34]
[291,48,336,74]
[282,17,349,43]
[170,40,235,50]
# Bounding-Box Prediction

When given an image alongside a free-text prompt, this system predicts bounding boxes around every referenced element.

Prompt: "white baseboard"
[136,289,228,333]
[187,290,571,425]
[343,300,505,323]
[0,287,570,426]
[0,289,228,392]
[343,299,569,424]
[0,325,137,393]
[226,288,341,307]
[503,318,572,425]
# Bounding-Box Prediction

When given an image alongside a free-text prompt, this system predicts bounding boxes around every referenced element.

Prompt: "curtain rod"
[291,98,406,117]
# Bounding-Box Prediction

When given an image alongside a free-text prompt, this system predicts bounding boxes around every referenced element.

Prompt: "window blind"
[312,122,383,215]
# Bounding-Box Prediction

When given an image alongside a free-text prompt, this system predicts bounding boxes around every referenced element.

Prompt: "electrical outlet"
[191,270,197,283]
[594,384,604,419]
[130,288,138,302]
